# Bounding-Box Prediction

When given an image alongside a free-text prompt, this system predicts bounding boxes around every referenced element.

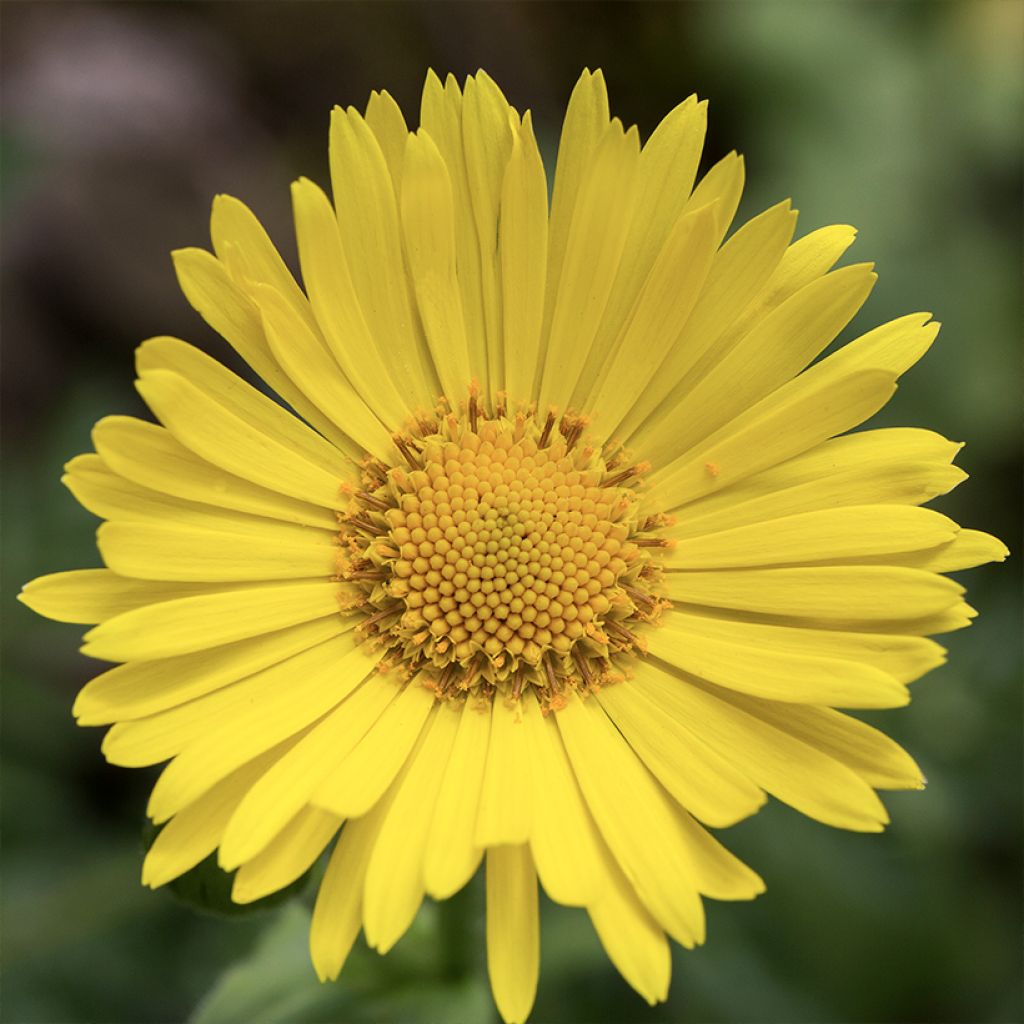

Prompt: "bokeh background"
[2,2,1021,1022]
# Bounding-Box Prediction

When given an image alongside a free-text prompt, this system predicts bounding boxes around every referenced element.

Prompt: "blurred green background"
[2,2,1021,1022]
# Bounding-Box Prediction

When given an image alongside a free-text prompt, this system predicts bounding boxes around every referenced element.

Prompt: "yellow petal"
[575,95,707,399]
[364,89,408,197]
[19,569,215,625]
[142,749,279,888]
[738,698,925,791]
[146,633,378,823]
[500,112,548,406]
[329,107,437,409]
[642,262,877,467]
[220,673,398,869]
[538,118,639,413]
[136,370,348,509]
[882,529,1009,572]
[290,176,413,428]
[363,701,461,953]
[97,519,337,583]
[475,695,532,846]
[486,845,539,1024]
[587,835,670,1005]
[419,71,488,390]
[74,616,347,725]
[617,199,796,444]
[423,697,491,899]
[232,806,342,904]
[169,249,353,454]
[100,631,358,768]
[81,580,348,661]
[655,609,946,685]
[400,129,473,402]
[581,201,720,436]
[644,368,897,512]
[665,564,963,622]
[92,416,336,528]
[595,681,766,827]
[462,70,517,399]
[555,692,706,947]
[664,504,959,570]
[670,808,765,900]
[633,661,889,831]
[254,282,395,463]
[310,803,390,982]
[519,689,606,906]
[541,69,611,369]
[683,150,745,242]
[311,677,436,819]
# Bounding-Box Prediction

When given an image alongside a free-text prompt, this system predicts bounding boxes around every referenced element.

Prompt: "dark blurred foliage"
[1,2,1021,1022]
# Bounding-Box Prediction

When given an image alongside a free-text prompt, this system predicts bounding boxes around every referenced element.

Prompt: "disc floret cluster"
[337,398,668,708]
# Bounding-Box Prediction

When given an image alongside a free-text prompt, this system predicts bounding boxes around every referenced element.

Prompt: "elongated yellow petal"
[364,89,408,196]
[100,630,357,768]
[310,803,390,982]
[881,529,1009,572]
[520,689,606,906]
[462,70,517,398]
[363,702,461,953]
[541,69,610,367]
[136,370,349,509]
[142,749,279,888]
[64,453,332,541]
[670,808,764,900]
[400,129,473,402]
[146,634,378,823]
[231,806,342,904]
[582,201,720,436]
[81,580,348,662]
[618,199,796,443]
[653,622,910,716]
[169,251,354,455]
[97,519,338,583]
[138,329,358,474]
[645,369,897,512]
[665,504,958,570]
[538,119,639,412]
[74,616,347,725]
[290,177,412,428]
[220,674,398,869]
[19,569,215,625]
[633,661,889,831]
[574,95,707,401]
[311,678,436,819]
[486,845,539,1024]
[92,416,336,528]
[254,282,395,463]
[419,71,488,389]
[587,843,670,1006]
[475,695,532,846]
[422,698,491,899]
[500,112,548,405]
[329,107,437,408]
[555,692,706,947]
[655,609,946,685]
[736,698,925,790]
[665,564,963,622]
[643,263,877,467]
[684,150,745,241]
[595,681,766,827]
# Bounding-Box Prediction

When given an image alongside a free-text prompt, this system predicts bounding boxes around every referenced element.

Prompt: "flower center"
[339,400,668,708]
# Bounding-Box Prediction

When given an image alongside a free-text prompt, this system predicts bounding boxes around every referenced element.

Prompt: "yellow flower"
[19,69,1006,1023]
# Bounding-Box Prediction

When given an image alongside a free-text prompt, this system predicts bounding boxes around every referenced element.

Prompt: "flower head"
[20,69,1006,1022]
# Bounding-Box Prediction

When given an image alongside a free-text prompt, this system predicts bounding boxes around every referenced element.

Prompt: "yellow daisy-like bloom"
[20,69,1007,1022]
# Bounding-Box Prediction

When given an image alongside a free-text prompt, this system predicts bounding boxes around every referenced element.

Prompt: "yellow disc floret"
[338,401,668,708]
